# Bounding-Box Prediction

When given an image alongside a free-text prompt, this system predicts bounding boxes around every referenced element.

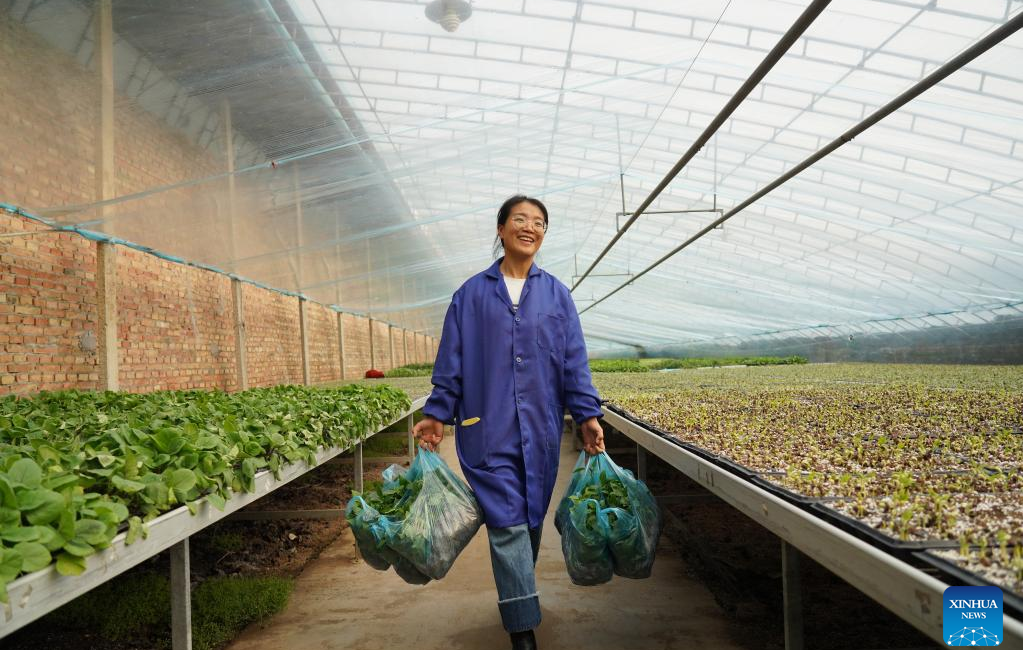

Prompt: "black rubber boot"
[510,629,537,650]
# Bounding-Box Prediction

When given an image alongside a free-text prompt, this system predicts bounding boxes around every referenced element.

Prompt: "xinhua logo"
[944,586,1003,646]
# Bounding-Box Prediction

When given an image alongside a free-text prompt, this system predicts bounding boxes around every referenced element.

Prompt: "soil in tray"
[7,459,391,650]
[928,547,1023,599]
[644,453,936,650]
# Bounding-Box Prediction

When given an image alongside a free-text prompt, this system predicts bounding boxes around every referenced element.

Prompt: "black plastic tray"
[604,404,767,480]
[809,501,959,558]
[747,474,822,508]
[914,549,1023,621]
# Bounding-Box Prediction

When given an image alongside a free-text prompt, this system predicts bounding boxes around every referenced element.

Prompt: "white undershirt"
[503,275,526,306]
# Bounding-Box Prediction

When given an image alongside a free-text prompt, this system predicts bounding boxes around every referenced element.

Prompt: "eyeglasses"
[509,215,547,232]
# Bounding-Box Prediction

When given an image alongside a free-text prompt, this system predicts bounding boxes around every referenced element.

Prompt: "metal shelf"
[0,396,427,638]
[601,406,1023,649]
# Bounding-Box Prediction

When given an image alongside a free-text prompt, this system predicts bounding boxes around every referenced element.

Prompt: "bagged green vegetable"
[555,451,661,585]
[345,467,432,584]
[345,449,482,584]
[561,496,614,585]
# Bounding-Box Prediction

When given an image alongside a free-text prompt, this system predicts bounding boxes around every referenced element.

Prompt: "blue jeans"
[487,524,542,633]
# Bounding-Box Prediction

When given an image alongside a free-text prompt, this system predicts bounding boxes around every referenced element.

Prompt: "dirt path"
[227,431,743,650]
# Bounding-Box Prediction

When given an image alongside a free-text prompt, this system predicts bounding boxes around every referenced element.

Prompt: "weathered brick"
[0,13,385,396]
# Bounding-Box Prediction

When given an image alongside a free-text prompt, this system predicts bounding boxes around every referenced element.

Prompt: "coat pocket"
[537,313,566,354]
[456,421,487,468]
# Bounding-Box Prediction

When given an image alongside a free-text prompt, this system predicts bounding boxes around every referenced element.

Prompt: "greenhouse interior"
[1,0,1022,648]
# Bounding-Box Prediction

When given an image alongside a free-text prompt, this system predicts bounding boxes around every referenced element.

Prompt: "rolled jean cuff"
[498,593,541,633]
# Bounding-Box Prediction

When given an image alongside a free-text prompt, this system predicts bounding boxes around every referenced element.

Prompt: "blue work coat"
[423,257,603,529]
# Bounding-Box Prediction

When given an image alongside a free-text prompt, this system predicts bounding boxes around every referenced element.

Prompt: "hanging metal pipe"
[570,0,833,293]
[578,10,1023,316]
[615,209,725,217]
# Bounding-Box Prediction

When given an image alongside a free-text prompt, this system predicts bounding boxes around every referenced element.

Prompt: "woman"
[414,195,605,650]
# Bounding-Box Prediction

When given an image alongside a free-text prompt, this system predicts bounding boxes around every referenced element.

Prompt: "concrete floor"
[228,432,743,650]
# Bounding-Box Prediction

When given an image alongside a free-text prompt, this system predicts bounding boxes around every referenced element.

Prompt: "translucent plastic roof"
[10,0,1023,353]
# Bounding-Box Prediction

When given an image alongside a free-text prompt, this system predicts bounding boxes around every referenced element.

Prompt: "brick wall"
[242,285,302,387]
[371,319,392,371]
[0,12,222,212]
[305,301,340,384]
[401,327,413,368]
[0,216,97,393]
[388,327,403,369]
[341,313,371,378]
[1,204,430,395]
[117,247,235,392]
[0,15,96,209]
[0,14,429,397]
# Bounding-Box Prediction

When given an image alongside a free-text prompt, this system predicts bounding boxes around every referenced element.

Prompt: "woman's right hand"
[413,416,445,451]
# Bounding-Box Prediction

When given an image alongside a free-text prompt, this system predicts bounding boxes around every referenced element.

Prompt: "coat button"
[515,316,521,322]
[516,356,522,363]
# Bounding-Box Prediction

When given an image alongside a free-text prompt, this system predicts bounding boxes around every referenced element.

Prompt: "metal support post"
[232,279,248,390]
[353,442,364,494]
[368,318,375,369]
[221,99,237,271]
[407,413,416,460]
[388,325,396,370]
[336,312,346,381]
[637,443,648,482]
[299,298,311,386]
[403,328,409,366]
[96,242,118,391]
[352,441,363,560]
[782,540,804,650]
[170,539,192,650]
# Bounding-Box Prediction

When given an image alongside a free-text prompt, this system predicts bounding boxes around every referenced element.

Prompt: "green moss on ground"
[41,571,293,650]
[192,576,294,650]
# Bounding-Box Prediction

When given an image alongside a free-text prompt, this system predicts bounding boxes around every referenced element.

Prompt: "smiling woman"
[492,195,549,259]
[413,194,605,650]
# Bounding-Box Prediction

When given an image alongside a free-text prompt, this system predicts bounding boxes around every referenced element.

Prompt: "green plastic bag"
[555,451,661,585]
[561,496,614,585]
[345,472,432,584]
[346,449,483,584]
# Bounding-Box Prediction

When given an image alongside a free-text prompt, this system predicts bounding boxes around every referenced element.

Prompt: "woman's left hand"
[580,417,605,455]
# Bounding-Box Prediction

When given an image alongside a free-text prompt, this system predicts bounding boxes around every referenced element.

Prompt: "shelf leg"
[170,538,192,650]
[782,540,804,650]
[353,442,364,494]
[637,444,648,482]
[407,413,416,460]
[353,442,363,560]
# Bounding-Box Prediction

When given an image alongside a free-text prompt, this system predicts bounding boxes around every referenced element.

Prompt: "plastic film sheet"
[1,0,1021,351]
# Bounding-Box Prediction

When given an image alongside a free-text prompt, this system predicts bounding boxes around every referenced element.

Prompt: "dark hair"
[493,195,549,256]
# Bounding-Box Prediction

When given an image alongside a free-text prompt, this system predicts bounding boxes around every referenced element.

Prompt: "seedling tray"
[809,501,960,559]
[746,474,823,508]
[605,404,766,479]
[914,549,1023,621]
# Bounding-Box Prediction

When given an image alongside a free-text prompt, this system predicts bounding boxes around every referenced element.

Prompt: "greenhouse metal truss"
[4,0,1022,352]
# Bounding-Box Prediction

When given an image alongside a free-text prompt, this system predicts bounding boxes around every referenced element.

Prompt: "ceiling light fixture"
[425,0,472,32]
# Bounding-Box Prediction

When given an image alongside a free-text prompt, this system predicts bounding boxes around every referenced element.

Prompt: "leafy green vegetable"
[384,363,435,378]
[353,474,423,522]
[0,383,411,600]
[569,471,630,530]
[588,356,807,373]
